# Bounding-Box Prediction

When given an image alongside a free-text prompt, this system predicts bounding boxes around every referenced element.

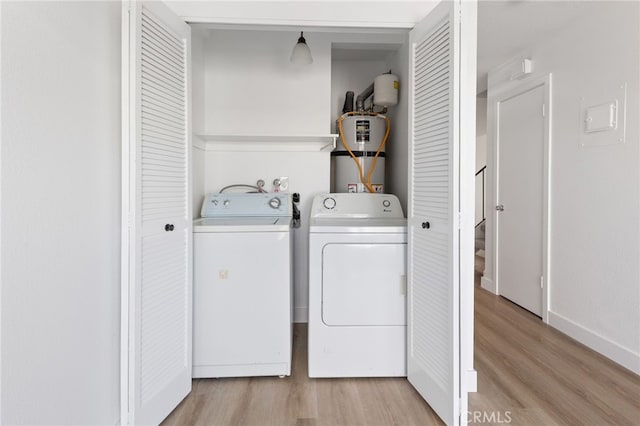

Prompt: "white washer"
[193,193,292,378]
[308,193,407,378]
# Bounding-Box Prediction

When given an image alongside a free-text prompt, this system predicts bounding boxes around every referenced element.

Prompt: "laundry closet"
[189,25,410,324]
[121,2,477,425]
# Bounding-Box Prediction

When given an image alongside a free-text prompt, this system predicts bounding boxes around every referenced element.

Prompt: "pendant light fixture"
[290,31,313,65]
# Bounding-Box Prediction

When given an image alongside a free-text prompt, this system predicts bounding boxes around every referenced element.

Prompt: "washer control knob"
[269,197,282,209]
[323,197,336,210]
[382,199,391,208]
[223,200,230,207]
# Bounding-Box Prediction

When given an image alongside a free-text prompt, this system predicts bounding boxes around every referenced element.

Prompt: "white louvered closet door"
[407,1,466,425]
[122,2,191,425]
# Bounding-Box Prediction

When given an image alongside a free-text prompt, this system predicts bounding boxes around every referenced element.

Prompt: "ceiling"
[329,1,603,93]
[477,0,602,92]
[186,1,605,94]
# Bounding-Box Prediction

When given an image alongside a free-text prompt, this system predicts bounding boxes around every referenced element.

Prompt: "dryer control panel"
[310,193,404,219]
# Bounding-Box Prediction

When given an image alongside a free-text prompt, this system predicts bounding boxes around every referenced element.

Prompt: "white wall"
[203,29,332,135]
[1,2,121,424]
[192,29,207,217]
[484,1,640,374]
[193,143,207,217]
[192,28,207,135]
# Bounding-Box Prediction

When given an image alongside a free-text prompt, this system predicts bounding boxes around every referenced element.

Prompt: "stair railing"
[475,165,486,228]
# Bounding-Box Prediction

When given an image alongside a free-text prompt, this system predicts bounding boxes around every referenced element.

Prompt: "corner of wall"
[480,276,495,294]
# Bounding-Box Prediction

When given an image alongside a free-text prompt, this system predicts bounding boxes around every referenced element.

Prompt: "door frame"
[119,0,476,422]
[489,73,552,323]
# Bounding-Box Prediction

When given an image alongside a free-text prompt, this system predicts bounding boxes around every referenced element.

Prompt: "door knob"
[421,221,430,229]
[496,204,504,211]
[165,224,175,231]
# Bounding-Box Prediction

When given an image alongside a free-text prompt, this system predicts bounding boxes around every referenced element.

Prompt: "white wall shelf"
[194,134,338,152]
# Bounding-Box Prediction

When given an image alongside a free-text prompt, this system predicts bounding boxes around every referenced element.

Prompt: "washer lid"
[193,216,290,232]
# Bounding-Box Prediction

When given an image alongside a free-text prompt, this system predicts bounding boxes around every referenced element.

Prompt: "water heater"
[333,114,387,193]
[333,72,398,193]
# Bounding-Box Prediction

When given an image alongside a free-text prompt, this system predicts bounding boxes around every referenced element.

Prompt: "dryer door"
[322,242,407,326]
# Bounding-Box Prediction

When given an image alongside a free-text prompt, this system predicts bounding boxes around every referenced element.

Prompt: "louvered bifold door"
[407,2,461,425]
[122,2,192,425]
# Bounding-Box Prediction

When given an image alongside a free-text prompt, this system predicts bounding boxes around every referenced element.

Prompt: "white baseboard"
[548,311,640,375]
[480,276,495,294]
[464,369,478,393]
[293,307,308,323]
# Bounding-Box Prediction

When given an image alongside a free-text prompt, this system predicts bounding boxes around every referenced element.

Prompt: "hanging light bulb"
[290,31,313,65]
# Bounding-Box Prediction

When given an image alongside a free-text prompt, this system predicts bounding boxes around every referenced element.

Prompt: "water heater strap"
[331,151,386,158]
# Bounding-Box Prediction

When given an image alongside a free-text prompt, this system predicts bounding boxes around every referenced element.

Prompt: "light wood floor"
[164,259,640,425]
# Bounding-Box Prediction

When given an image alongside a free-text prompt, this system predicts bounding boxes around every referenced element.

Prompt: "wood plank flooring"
[470,280,640,425]
[163,323,441,426]
[163,258,640,425]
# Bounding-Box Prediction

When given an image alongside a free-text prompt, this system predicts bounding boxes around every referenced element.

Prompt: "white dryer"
[308,193,407,378]
[193,193,292,378]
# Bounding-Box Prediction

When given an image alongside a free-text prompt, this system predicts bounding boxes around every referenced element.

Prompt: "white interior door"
[496,84,545,316]
[407,1,476,424]
[122,1,192,424]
